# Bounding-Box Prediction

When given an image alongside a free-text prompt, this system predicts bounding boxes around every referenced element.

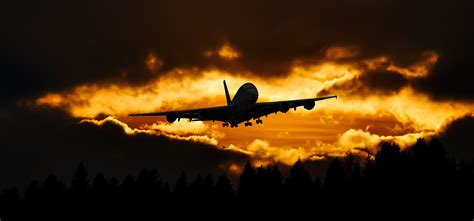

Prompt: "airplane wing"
[129,105,231,122]
[251,95,337,120]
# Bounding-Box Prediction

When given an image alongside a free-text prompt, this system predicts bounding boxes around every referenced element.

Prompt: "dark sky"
[1,0,473,188]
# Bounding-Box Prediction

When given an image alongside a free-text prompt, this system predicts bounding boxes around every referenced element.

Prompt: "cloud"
[80,116,220,146]
[32,57,473,167]
[413,51,474,101]
[319,70,408,96]
[325,46,360,60]
[145,53,164,73]
[0,106,248,188]
[2,0,473,103]
[225,128,434,167]
[33,52,443,120]
[437,114,474,161]
[336,129,434,156]
[215,42,241,60]
[146,121,215,137]
[317,52,438,97]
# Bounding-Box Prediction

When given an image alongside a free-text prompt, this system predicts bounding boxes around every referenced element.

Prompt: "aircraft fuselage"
[227,83,259,125]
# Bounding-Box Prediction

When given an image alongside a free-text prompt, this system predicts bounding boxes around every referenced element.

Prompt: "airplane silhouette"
[129,81,337,128]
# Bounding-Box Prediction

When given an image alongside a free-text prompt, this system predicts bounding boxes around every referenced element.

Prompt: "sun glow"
[35,48,473,168]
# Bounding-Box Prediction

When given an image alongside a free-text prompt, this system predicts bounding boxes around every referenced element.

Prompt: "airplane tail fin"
[223,80,232,106]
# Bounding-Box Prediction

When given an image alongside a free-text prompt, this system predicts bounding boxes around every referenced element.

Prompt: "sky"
[1,0,473,188]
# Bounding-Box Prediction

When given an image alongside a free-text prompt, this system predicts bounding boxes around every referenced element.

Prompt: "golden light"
[81,116,219,146]
[36,93,64,108]
[387,51,439,78]
[34,47,474,169]
[217,42,240,60]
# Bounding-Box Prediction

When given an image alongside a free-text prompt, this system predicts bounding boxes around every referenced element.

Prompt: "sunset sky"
[1,0,473,187]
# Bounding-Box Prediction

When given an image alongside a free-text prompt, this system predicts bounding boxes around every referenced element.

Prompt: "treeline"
[0,138,473,219]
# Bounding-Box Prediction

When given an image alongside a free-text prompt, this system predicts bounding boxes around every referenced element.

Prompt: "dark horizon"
[1,138,473,218]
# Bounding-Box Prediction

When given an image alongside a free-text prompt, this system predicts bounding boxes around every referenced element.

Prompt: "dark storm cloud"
[438,115,474,161]
[0,105,248,188]
[2,0,473,102]
[413,51,474,101]
[362,71,407,92]
[318,70,408,96]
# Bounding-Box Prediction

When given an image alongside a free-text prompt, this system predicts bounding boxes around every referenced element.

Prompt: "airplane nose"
[248,87,257,95]
[244,83,258,102]
[243,83,258,95]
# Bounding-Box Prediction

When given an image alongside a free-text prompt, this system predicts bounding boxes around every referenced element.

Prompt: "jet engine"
[166,112,177,123]
[304,100,315,110]
[279,102,290,113]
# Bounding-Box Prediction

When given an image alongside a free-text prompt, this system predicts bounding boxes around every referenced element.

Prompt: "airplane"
[129,80,337,128]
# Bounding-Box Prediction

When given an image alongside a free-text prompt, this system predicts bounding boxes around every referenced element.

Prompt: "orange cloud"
[204,42,241,60]
[34,49,473,166]
[81,116,219,146]
[225,128,434,166]
[217,42,240,60]
[228,163,243,175]
[325,45,360,59]
[145,53,163,72]
[387,51,439,78]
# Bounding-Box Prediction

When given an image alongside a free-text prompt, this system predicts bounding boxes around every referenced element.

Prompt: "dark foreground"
[0,138,473,219]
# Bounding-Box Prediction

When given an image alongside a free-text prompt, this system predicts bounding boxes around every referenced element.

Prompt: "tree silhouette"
[313,177,322,196]
[43,174,66,201]
[71,162,89,197]
[0,187,19,219]
[174,171,188,197]
[215,174,233,199]
[91,173,109,201]
[162,181,171,198]
[324,158,344,195]
[268,165,283,197]
[285,159,312,198]
[24,180,41,203]
[136,168,164,201]
[238,161,256,198]
[203,174,214,195]
[190,174,204,198]
[0,139,473,218]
